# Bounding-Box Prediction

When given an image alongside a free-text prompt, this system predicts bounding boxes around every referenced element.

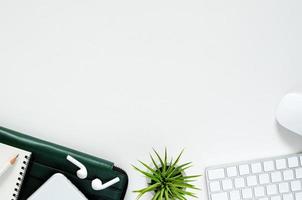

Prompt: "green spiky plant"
[132,149,201,200]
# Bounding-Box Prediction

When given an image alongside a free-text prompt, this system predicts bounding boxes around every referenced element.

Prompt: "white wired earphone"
[66,155,87,179]
[91,177,120,190]
[66,155,120,190]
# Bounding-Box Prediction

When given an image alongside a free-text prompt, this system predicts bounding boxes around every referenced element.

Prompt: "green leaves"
[133,149,201,200]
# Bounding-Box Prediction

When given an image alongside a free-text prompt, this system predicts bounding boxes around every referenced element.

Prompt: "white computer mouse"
[276,92,302,136]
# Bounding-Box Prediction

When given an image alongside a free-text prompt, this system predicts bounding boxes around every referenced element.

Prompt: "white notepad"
[28,173,88,200]
[0,143,31,200]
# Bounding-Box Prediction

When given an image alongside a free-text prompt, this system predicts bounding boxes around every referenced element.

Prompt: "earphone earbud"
[91,177,120,190]
[91,178,102,190]
[66,155,88,179]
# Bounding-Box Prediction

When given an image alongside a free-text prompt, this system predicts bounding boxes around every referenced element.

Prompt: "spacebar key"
[211,192,228,200]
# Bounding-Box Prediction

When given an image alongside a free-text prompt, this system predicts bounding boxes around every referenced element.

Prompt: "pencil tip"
[10,154,19,165]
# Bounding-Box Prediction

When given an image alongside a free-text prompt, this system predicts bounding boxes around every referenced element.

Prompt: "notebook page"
[0,143,31,200]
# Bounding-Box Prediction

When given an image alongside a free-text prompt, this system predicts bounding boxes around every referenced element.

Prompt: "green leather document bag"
[0,126,128,200]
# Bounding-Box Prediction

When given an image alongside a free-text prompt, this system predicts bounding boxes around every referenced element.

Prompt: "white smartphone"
[27,173,88,200]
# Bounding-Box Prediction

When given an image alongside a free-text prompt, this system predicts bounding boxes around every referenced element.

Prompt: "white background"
[1,1,302,199]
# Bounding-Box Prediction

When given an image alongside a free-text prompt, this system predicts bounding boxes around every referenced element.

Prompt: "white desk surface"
[1,1,302,199]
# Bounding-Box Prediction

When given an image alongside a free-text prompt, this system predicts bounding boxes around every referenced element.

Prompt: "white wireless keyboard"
[205,153,302,200]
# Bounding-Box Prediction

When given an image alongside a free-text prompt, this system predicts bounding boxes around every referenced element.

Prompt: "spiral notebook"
[0,143,31,200]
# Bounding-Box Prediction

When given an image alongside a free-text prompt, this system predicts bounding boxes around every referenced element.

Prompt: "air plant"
[132,149,201,200]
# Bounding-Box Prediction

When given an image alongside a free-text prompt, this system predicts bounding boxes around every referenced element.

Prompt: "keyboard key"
[295,168,302,178]
[271,171,282,183]
[210,181,221,192]
[239,164,250,175]
[283,193,294,200]
[211,192,228,200]
[241,188,252,199]
[271,195,281,200]
[283,169,294,181]
[259,173,270,184]
[226,166,237,177]
[263,161,275,172]
[208,169,225,180]
[234,178,245,188]
[296,192,302,199]
[288,157,299,168]
[290,180,301,191]
[229,190,240,200]
[251,163,262,173]
[246,175,257,186]
[221,179,232,190]
[276,159,287,169]
[278,182,289,193]
[266,184,277,195]
[254,186,265,197]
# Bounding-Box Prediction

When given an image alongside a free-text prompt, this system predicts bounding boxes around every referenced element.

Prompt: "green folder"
[0,126,128,200]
